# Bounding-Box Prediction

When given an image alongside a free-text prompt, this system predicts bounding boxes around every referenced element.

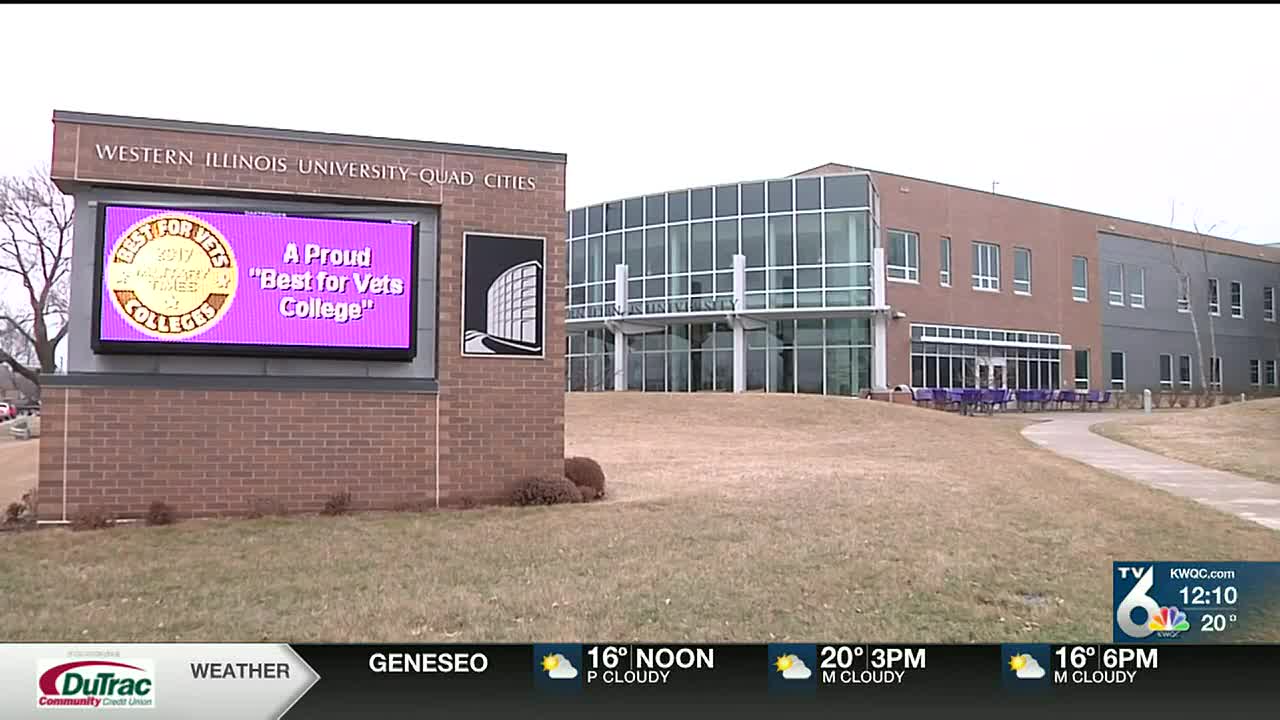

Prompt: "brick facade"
[41,112,566,519]
[871,171,1104,387]
[869,169,1280,390]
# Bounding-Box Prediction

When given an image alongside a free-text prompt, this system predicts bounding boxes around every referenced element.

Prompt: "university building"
[565,163,1280,397]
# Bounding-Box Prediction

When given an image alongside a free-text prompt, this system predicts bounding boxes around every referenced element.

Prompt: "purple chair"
[961,388,983,415]
[1058,389,1080,409]
[931,388,951,411]
[911,387,934,407]
[942,389,964,412]
[995,388,1013,411]
[978,388,998,414]
[1015,389,1034,411]
[1034,388,1052,410]
[1084,389,1112,410]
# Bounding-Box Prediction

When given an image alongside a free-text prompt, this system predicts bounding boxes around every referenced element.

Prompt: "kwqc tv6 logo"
[36,659,156,709]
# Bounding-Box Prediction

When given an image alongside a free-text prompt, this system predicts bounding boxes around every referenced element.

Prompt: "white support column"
[613,265,628,391]
[871,246,889,391]
[872,247,887,308]
[732,254,747,393]
[873,315,889,391]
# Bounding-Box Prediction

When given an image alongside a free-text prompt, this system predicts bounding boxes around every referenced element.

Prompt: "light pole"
[992,181,1000,194]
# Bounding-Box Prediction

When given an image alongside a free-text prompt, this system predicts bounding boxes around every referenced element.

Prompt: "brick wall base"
[865,390,917,405]
[36,386,538,520]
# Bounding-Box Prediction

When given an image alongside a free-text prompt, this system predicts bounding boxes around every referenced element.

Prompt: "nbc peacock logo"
[1149,606,1190,633]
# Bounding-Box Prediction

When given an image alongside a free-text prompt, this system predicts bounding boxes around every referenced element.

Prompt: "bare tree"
[1165,201,1230,401]
[1165,203,1209,397]
[0,167,73,390]
[1193,220,1221,399]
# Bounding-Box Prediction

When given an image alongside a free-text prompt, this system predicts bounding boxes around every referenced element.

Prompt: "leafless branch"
[0,166,74,391]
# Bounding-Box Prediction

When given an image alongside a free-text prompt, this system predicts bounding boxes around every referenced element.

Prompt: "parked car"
[0,403,16,421]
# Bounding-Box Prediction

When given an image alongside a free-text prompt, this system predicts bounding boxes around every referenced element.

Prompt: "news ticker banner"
[2,642,1277,719]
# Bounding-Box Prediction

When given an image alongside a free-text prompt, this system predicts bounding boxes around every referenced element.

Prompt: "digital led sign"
[93,204,418,359]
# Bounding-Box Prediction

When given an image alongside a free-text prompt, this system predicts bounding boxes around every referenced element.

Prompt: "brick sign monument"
[40,110,566,520]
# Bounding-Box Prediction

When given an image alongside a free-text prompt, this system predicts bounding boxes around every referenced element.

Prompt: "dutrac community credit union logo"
[106,211,238,340]
[36,658,156,709]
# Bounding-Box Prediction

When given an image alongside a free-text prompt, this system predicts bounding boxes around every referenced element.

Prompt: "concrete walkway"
[1021,411,1280,531]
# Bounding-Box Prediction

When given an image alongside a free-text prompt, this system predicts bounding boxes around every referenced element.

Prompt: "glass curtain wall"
[566,175,874,320]
[567,318,873,395]
[566,174,877,396]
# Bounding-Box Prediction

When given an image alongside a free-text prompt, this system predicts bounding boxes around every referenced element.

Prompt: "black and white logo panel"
[461,233,545,358]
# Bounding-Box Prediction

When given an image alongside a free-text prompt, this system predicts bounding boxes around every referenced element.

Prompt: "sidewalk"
[1021,411,1280,531]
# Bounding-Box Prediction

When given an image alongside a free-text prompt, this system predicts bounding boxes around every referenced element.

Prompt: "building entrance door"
[977,357,1007,389]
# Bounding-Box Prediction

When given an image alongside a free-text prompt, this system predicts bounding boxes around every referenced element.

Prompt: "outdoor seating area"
[909,387,1113,415]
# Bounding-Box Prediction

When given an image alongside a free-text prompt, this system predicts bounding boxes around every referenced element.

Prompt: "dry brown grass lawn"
[1094,397,1280,483]
[0,433,38,507]
[2,394,1278,644]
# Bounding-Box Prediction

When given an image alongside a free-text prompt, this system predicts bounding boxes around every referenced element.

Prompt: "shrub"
[512,476,581,507]
[4,502,23,524]
[246,497,287,519]
[145,501,176,526]
[70,507,116,532]
[321,491,353,516]
[577,486,596,503]
[564,456,607,501]
[456,495,480,510]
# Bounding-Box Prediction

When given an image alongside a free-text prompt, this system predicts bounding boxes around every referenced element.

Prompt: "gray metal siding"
[1099,232,1280,393]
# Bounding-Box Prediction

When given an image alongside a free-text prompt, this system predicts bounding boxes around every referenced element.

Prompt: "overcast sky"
[2,3,1277,246]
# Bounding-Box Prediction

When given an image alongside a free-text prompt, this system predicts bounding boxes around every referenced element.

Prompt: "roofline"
[51,110,567,164]
[858,164,1276,258]
[567,169,872,213]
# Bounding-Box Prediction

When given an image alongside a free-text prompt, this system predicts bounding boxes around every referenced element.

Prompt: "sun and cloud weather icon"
[767,644,818,693]
[533,644,584,694]
[1149,606,1190,632]
[540,653,579,680]
[1000,644,1051,689]
[774,654,813,680]
[1008,653,1046,680]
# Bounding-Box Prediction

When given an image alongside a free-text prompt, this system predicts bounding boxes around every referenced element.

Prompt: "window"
[1109,351,1126,390]
[1210,355,1222,390]
[1071,256,1088,301]
[824,175,868,209]
[1266,286,1276,322]
[1250,359,1261,386]
[1208,278,1220,315]
[1106,263,1124,305]
[1074,349,1089,389]
[971,241,1000,291]
[939,237,952,286]
[740,182,765,215]
[1177,275,1191,313]
[1178,354,1192,390]
[1127,266,1145,308]
[1013,247,1031,294]
[1266,360,1277,387]
[886,230,919,282]
[1230,281,1243,318]
[908,323,1062,390]
[1159,354,1173,389]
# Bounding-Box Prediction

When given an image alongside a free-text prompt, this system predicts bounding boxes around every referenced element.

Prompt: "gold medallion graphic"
[106,212,239,340]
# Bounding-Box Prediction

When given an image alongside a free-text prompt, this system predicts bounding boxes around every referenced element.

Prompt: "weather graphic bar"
[2,643,1277,718]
